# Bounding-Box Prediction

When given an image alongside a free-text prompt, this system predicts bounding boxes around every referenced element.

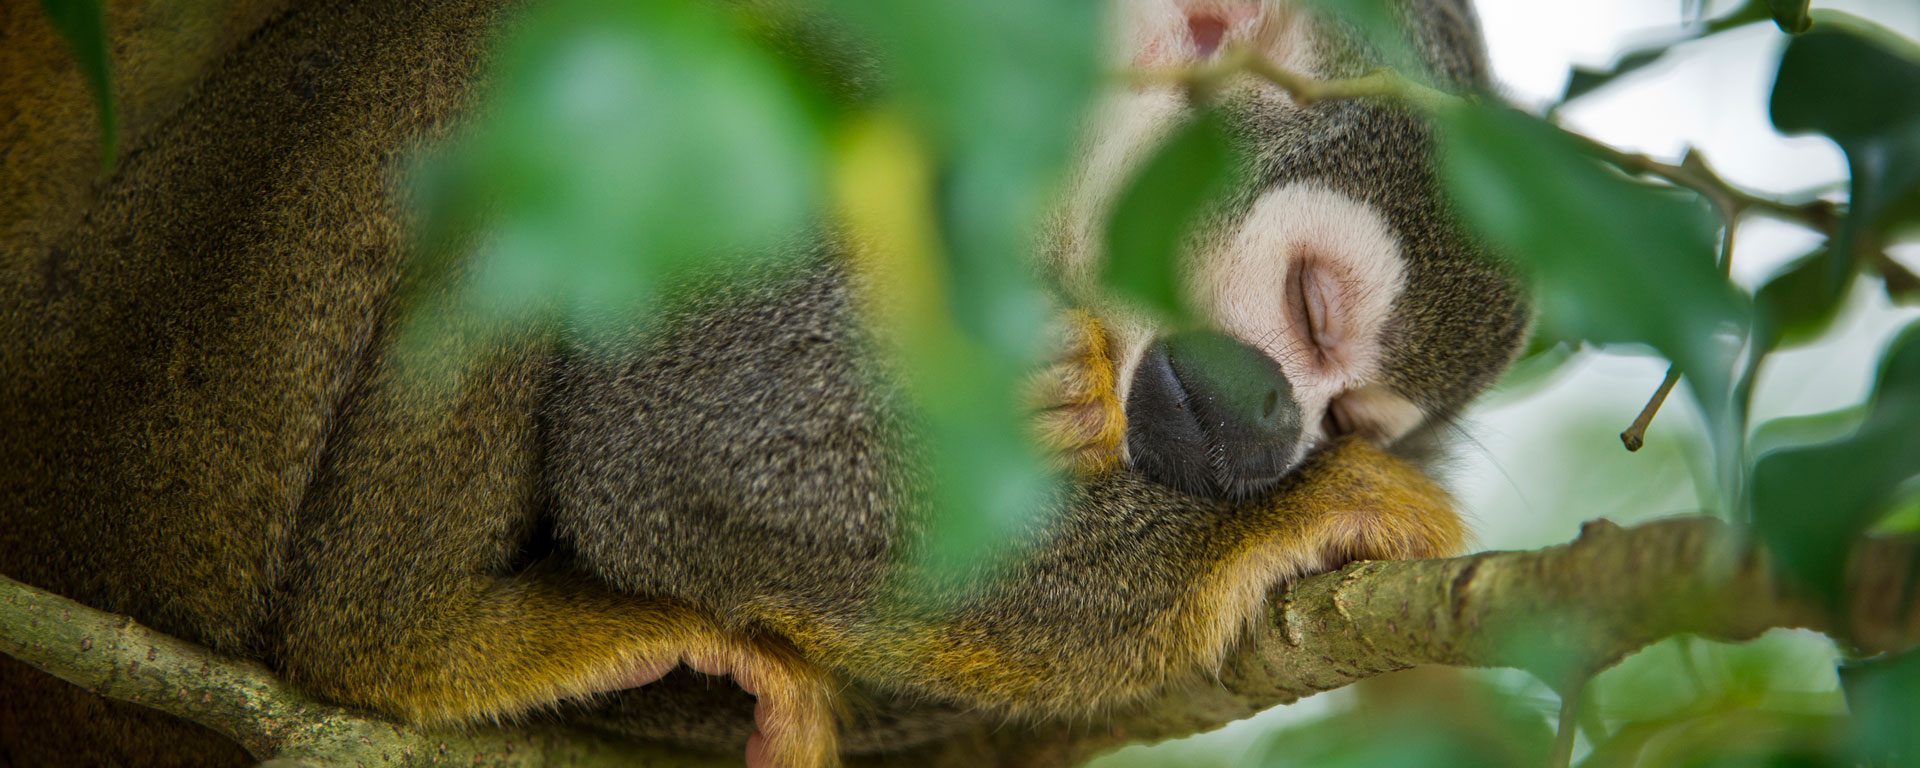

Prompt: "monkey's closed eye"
[1287,260,1339,369]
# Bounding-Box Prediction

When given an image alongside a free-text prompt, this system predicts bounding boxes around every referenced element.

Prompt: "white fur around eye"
[1189,182,1408,438]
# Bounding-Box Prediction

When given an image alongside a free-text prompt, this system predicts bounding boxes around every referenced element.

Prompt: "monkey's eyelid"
[1287,260,1343,368]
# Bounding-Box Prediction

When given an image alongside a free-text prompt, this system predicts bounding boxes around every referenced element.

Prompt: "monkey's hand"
[1026,309,1127,475]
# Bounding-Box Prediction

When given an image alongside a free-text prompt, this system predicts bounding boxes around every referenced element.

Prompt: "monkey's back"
[0,0,508,762]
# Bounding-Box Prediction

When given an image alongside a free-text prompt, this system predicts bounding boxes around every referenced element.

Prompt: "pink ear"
[1187,12,1231,58]
[1128,1,1294,68]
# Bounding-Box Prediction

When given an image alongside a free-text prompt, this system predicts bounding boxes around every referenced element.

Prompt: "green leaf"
[1754,248,1854,350]
[38,0,116,168]
[1562,48,1669,104]
[1439,104,1746,432]
[1559,0,1773,105]
[1249,677,1552,768]
[1770,17,1920,262]
[1101,112,1242,320]
[1841,652,1920,765]
[821,0,1101,578]
[410,0,826,332]
[1766,0,1813,34]
[1303,0,1428,80]
[824,0,1098,348]
[1748,404,1867,459]
[1751,322,1920,602]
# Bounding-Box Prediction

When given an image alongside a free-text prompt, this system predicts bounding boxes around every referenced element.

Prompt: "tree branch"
[1033,516,1920,766]
[0,572,726,768]
[5,516,1917,767]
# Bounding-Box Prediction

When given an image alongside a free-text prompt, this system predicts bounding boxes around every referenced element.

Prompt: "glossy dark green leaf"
[1440,104,1745,428]
[1841,652,1920,765]
[1563,48,1669,104]
[1770,17,1920,262]
[1767,0,1813,34]
[1101,112,1242,320]
[1754,248,1854,350]
[410,0,826,331]
[38,0,116,168]
[1559,0,1772,105]
[1752,321,1920,602]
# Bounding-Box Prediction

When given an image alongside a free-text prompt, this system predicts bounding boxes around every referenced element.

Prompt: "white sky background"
[1093,1,1920,765]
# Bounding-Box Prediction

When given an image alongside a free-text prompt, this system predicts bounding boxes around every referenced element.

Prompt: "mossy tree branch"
[5,516,1917,767]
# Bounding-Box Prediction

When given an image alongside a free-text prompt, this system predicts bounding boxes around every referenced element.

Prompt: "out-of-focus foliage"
[1770,13,1920,268]
[1102,111,1241,320]
[1753,324,1920,602]
[37,0,115,167]
[822,0,1101,577]
[1253,671,1556,768]
[1842,648,1920,766]
[408,0,827,332]
[1439,104,1744,428]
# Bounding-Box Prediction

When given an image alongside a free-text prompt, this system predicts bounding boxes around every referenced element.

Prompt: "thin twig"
[1571,136,1841,236]
[1620,366,1682,452]
[1619,178,1745,451]
[1130,45,1458,113]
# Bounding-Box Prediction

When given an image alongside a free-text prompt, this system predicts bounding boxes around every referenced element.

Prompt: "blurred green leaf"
[1589,633,1849,768]
[1493,337,1577,399]
[1752,322,1920,601]
[821,0,1101,576]
[1841,652,1920,765]
[824,0,1098,347]
[1767,0,1813,34]
[1248,676,1551,768]
[1754,248,1853,350]
[1749,404,1867,459]
[1439,104,1745,434]
[410,0,826,334]
[1102,111,1242,320]
[38,0,116,168]
[1770,16,1920,262]
[1871,482,1920,533]
[1304,0,1427,79]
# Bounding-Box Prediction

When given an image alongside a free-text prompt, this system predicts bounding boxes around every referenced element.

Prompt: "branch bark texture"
[4,516,1917,767]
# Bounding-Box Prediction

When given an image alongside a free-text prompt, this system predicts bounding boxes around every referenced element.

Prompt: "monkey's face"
[1047,0,1530,501]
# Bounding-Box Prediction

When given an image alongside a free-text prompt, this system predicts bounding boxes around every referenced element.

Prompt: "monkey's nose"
[1124,330,1302,500]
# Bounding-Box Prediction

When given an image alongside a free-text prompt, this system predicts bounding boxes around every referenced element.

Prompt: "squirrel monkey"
[0,0,1526,767]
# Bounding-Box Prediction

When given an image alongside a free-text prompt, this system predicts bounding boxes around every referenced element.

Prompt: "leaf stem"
[1129,45,1457,113]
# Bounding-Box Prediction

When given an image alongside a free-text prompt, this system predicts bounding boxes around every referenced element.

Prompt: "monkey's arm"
[763,434,1463,722]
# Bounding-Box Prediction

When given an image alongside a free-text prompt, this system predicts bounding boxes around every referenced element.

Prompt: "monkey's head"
[1048,0,1530,501]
